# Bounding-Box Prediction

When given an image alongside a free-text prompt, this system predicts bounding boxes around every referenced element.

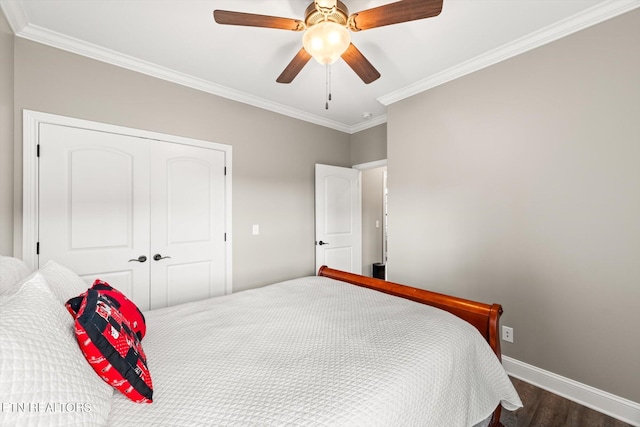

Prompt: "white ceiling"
[1,0,637,133]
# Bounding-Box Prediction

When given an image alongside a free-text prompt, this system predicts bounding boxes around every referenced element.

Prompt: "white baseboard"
[502,356,640,426]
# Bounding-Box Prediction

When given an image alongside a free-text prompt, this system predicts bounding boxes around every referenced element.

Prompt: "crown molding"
[4,0,637,133]
[5,17,357,133]
[378,0,640,107]
[349,113,387,133]
[0,0,28,34]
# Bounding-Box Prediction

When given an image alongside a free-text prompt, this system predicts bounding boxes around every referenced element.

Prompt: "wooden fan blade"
[348,0,443,31]
[213,10,304,31]
[341,43,380,84]
[277,48,313,83]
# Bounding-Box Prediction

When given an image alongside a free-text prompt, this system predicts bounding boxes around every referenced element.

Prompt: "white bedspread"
[107,276,521,426]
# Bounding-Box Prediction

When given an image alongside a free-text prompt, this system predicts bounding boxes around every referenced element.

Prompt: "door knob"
[128,255,147,263]
[153,254,171,261]
[317,241,330,246]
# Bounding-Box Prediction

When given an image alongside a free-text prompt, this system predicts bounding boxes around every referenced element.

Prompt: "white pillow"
[37,260,92,304]
[0,256,33,295]
[0,273,113,426]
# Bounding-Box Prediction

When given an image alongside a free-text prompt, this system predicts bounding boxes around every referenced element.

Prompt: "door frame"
[352,159,388,277]
[22,110,233,294]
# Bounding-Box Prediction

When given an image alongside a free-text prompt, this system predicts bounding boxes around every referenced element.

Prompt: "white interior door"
[39,123,152,308]
[315,164,362,274]
[149,143,227,310]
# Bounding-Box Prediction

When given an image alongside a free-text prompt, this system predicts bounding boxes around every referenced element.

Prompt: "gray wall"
[350,123,386,165]
[0,11,13,256]
[7,37,351,292]
[387,9,640,402]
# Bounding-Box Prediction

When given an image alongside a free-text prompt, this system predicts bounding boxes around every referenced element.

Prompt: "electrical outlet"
[502,326,514,343]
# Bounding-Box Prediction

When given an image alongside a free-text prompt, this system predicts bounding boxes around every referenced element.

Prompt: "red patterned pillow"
[67,289,153,403]
[67,280,146,341]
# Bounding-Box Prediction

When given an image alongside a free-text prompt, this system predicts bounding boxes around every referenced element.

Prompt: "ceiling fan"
[213,0,443,85]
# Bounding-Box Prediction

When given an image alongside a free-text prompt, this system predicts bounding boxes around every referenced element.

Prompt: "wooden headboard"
[317,266,505,427]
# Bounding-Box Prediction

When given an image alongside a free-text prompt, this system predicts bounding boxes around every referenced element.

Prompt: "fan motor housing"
[304,1,349,27]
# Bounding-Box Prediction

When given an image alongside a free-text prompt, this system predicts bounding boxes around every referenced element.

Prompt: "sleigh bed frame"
[318,266,505,427]
[1,255,513,426]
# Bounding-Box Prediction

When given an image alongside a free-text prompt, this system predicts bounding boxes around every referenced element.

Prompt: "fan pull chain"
[325,64,332,110]
[329,64,332,101]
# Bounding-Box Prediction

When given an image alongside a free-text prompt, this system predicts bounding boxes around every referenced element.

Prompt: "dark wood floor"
[500,377,632,427]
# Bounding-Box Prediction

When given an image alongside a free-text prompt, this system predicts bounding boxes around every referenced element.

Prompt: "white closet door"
[148,143,226,309]
[39,123,152,308]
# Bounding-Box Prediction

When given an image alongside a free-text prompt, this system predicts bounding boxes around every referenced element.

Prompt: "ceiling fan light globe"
[302,21,351,65]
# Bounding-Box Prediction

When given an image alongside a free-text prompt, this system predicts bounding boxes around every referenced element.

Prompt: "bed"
[0,257,522,426]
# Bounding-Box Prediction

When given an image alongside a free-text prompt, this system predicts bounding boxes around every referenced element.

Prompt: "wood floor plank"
[500,377,633,427]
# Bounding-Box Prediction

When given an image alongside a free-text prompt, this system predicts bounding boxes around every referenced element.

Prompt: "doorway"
[353,160,387,278]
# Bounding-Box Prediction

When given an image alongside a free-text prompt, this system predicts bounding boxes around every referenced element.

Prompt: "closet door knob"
[153,254,171,261]
[128,255,147,263]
